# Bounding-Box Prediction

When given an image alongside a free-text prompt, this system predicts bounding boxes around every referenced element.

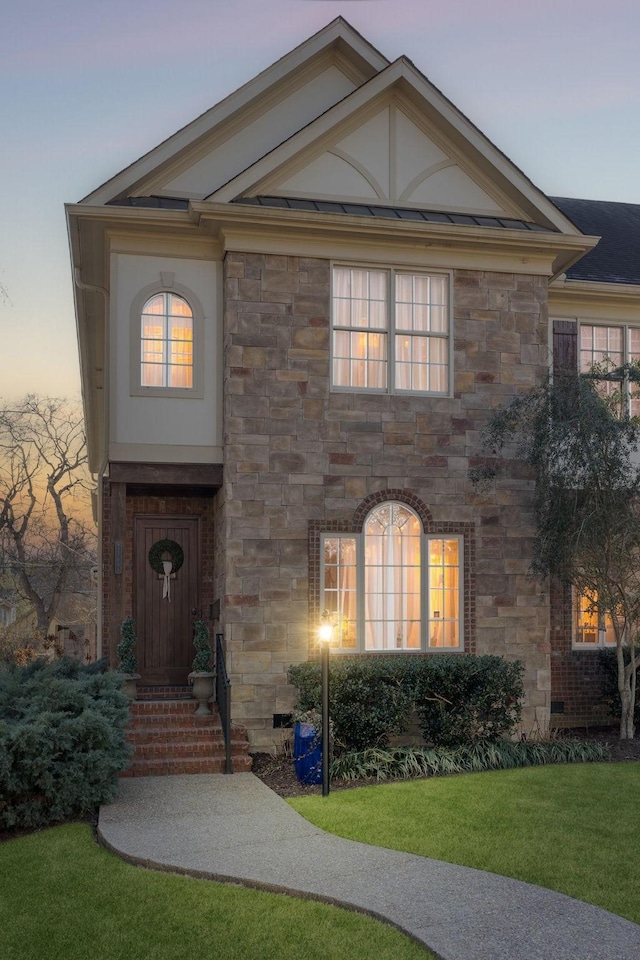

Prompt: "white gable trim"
[209,57,580,236]
[81,18,388,207]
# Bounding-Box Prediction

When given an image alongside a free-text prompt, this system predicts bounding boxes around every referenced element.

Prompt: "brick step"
[130,740,229,761]
[130,699,212,717]
[121,755,253,777]
[123,698,252,776]
[127,726,227,745]
[136,685,193,701]
[127,733,250,755]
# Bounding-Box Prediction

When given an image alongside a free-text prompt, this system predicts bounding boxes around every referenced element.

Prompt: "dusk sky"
[2,0,640,402]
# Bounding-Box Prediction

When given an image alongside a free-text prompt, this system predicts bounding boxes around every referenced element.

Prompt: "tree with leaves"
[478,369,640,739]
[0,396,96,641]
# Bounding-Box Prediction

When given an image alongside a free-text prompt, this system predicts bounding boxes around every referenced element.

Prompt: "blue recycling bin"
[293,722,322,785]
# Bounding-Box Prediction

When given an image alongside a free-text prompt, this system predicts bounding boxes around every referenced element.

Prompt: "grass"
[289,763,640,925]
[0,824,434,960]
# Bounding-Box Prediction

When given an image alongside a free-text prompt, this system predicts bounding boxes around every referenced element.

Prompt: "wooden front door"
[134,515,201,684]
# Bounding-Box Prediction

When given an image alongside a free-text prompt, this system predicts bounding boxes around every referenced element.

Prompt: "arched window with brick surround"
[319,498,465,653]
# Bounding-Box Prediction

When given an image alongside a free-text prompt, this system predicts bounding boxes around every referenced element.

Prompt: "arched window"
[364,503,421,650]
[320,501,463,652]
[141,292,193,389]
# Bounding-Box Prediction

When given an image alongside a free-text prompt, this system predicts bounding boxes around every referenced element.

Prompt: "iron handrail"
[215,633,232,774]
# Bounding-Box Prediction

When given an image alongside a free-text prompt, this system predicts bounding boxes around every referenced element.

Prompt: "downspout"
[74,268,109,661]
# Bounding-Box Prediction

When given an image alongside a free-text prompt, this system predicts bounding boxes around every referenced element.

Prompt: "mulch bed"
[251,726,640,799]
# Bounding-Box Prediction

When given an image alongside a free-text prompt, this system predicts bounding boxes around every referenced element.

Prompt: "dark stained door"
[134,515,201,684]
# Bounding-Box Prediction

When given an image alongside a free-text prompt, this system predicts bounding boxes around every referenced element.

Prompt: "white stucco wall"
[109,253,222,463]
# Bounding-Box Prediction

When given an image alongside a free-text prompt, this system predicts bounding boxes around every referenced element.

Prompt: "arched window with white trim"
[364,503,421,650]
[141,292,193,388]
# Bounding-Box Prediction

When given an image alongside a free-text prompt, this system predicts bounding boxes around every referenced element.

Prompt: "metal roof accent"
[232,196,553,231]
[106,196,190,209]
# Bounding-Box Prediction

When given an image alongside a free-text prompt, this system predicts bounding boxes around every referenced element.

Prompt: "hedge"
[0,657,131,830]
[288,655,524,751]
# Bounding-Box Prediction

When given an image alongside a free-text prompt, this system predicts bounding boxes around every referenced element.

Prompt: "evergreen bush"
[191,620,213,673]
[116,618,138,674]
[0,657,131,830]
[413,655,523,747]
[288,654,524,752]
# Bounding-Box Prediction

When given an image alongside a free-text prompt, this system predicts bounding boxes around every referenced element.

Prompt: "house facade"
[67,19,636,749]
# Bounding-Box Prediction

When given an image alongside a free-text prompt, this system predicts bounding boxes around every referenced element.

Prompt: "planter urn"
[188,671,215,716]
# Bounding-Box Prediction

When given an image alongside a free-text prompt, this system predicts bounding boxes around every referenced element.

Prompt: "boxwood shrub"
[0,657,131,830]
[288,654,524,752]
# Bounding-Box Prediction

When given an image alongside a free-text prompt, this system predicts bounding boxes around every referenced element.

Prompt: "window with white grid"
[332,267,450,395]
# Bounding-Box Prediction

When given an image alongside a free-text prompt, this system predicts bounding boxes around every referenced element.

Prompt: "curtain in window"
[333,267,387,389]
[364,504,421,650]
[141,292,193,388]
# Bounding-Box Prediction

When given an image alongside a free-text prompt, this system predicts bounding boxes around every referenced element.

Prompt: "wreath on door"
[148,539,184,575]
[148,539,184,602]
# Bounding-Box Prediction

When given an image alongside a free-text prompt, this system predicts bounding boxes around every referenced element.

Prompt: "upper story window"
[579,323,640,416]
[141,292,193,389]
[321,502,462,653]
[332,266,450,395]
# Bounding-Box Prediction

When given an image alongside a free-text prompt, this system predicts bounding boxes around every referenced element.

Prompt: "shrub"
[288,654,524,752]
[191,620,213,673]
[330,739,610,782]
[0,657,131,830]
[288,657,413,751]
[413,655,524,747]
[117,618,138,674]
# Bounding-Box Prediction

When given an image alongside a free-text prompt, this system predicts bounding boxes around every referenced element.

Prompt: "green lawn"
[0,824,433,960]
[290,763,640,925]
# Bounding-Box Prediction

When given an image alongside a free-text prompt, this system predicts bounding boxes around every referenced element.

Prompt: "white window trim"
[578,319,640,417]
[330,263,453,397]
[129,278,205,398]
[571,587,617,651]
[320,521,464,654]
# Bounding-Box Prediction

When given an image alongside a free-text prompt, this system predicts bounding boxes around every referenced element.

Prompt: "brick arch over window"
[309,494,475,656]
[353,489,433,529]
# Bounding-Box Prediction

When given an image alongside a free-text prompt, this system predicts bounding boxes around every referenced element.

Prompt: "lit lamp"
[318,610,334,797]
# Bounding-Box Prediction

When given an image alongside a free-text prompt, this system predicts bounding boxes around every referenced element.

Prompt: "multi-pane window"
[574,590,616,648]
[580,323,640,416]
[332,267,450,394]
[321,503,462,652]
[141,292,194,389]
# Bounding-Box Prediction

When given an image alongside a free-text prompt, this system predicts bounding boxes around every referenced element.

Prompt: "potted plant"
[188,620,214,715]
[117,617,140,699]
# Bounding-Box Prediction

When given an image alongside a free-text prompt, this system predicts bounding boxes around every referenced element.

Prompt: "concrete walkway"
[98,773,640,960]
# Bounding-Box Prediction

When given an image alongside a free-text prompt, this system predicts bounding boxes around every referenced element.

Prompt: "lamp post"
[318,610,334,797]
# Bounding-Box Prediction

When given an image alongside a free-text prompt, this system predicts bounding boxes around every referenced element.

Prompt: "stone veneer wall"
[222,252,551,750]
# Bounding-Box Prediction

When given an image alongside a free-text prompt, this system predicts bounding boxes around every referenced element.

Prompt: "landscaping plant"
[288,654,523,752]
[116,617,138,674]
[0,657,130,830]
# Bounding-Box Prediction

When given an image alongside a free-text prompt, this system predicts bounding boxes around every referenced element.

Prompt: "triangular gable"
[208,58,580,234]
[269,102,505,215]
[82,18,388,206]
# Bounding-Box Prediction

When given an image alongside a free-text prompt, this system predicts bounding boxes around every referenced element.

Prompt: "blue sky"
[2,0,640,399]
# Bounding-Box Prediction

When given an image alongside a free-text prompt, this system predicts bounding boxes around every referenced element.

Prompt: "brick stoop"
[123,699,252,776]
